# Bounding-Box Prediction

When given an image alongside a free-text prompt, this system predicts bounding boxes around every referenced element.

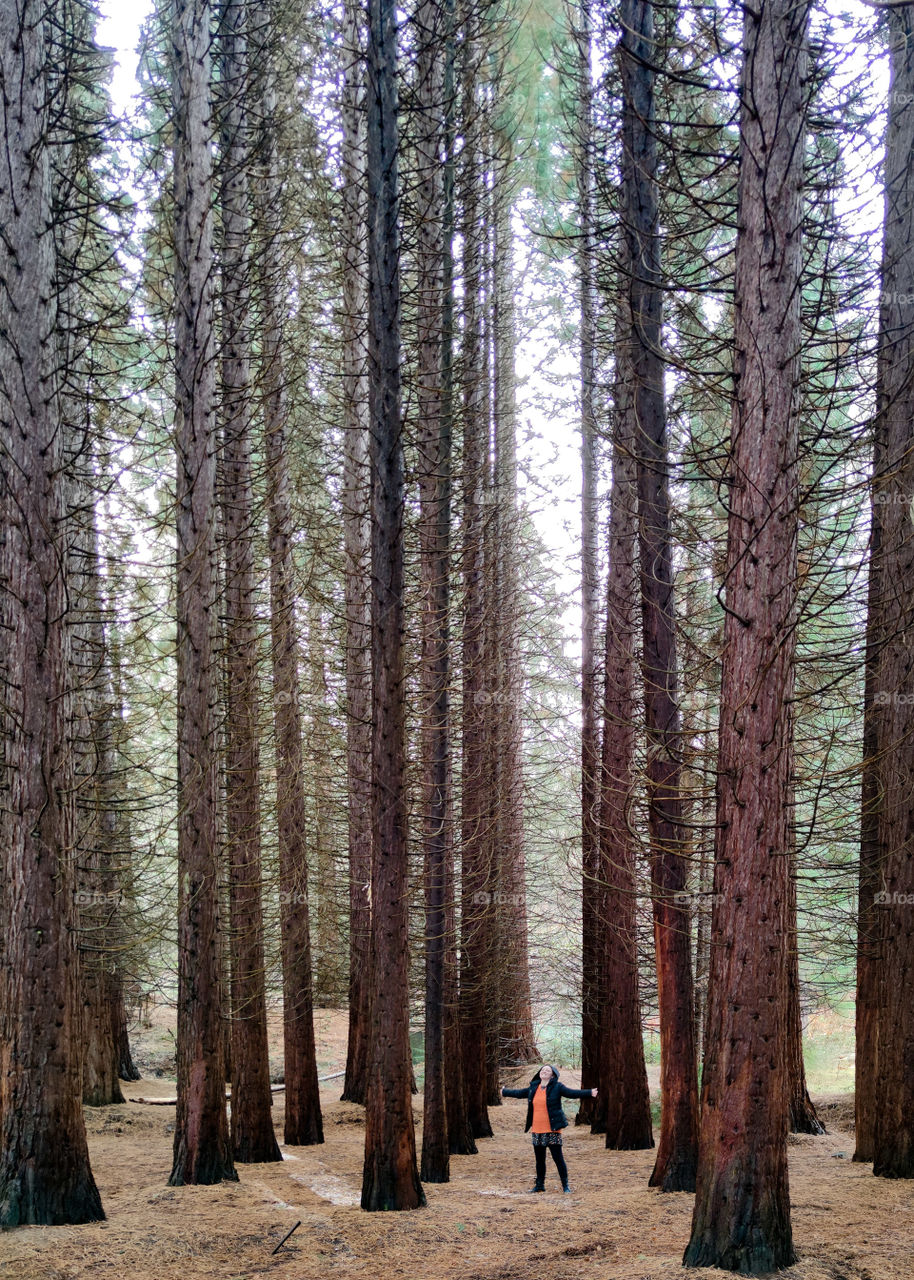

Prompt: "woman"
[501,1064,597,1193]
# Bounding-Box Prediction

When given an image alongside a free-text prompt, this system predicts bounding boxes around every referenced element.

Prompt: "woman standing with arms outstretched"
[501,1064,597,1193]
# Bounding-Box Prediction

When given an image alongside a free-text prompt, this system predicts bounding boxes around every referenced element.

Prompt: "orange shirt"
[531,1082,553,1133]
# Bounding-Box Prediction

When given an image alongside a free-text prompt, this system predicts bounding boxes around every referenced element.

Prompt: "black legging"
[534,1142,568,1185]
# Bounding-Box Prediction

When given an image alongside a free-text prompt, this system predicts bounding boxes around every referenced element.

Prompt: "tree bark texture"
[871,3,914,1182]
[618,0,698,1192]
[339,0,374,1108]
[217,0,282,1165]
[168,0,237,1187]
[360,0,425,1210]
[592,306,654,1151]
[0,0,105,1225]
[250,0,323,1147]
[684,0,809,1267]
[415,0,451,1184]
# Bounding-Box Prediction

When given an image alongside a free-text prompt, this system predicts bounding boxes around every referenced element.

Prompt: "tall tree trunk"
[575,0,600,1126]
[618,0,698,1192]
[492,141,538,1070]
[360,0,425,1209]
[73,497,126,1109]
[458,14,495,1141]
[440,7,476,1153]
[340,0,374,1107]
[415,0,451,1184]
[251,0,323,1148]
[217,0,282,1166]
[168,0,236,1187]
[683,0,809,1267]
[871,2,914,1182]
[0,0,104,1226]
[591,307,654,1151]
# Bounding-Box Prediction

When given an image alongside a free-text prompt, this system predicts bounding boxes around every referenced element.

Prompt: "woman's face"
[539,1066,553,1083]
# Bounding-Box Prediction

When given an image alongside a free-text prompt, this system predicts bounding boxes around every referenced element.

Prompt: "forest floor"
[0,1006,908,1280]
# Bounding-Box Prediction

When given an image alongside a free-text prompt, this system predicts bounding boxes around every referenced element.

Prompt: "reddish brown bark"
[168,0,236,1187]
[250,0,323,1148]
[458,16,494,1142]
[339,0,374,1108]
[0,0,104,1224]
[218,0,281,1166]
[684,0,808,1267]
[871,3,914,1182]
[618,0,697,1192]
[360,0,425,1209]
[591,308,653,1151]
[415,0,451,1184]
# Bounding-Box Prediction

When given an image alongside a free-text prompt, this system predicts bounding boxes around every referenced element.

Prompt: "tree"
[684,0,809,1267]
[168,0,237,1187]
[574,0,600,1127]
[0,0,105,1226]
[458,8,495,1140]
[491,134,538,1070]
[250,0,324,1147]
[871,0,914,1182]
[340,0,374,1108]
[618,0,698,1192]
[591,305,654,1151]
[360,0,425,1209]
[414,0,452,1183]
[217,0,282,1165]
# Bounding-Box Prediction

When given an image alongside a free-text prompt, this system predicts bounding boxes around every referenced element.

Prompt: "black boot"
[528,1181,545,1192]
[562,1182,572,1193]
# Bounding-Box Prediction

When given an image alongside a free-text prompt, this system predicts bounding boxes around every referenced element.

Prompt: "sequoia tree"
[415,0,452,1183]
[359,0,425,1210]
[618,0,698,1191]
[0,0,105,1226]
[684,0,809,1267]
[168,0,236,1187]
[870,1,914,1181]
[250,0,324,1146]
[217,0,282,1165]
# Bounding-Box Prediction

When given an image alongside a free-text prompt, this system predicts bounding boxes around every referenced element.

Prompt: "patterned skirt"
[531,1131,563,1146]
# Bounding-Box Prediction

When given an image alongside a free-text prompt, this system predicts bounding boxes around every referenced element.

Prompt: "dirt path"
[0,1079,909,1280]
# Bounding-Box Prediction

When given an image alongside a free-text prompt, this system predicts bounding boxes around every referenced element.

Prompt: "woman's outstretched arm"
[500,1086,530,1098]
[558,1084,598,1099]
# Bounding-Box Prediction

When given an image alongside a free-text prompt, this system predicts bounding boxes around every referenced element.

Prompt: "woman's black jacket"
[501,1066,591,1133]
